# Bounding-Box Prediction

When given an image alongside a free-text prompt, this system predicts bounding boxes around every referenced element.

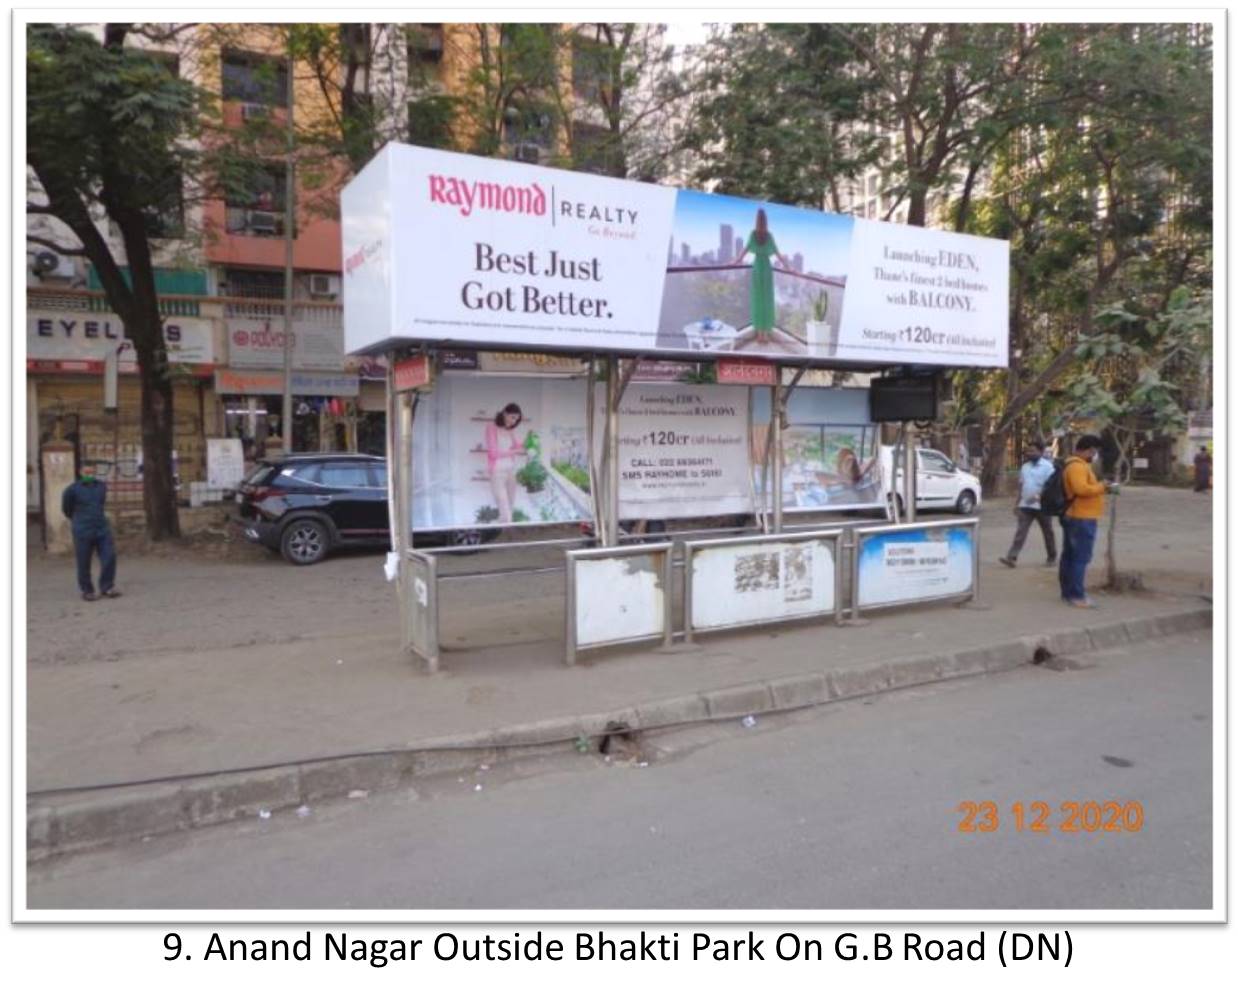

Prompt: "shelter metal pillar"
[388,360,416,651]
[604,357,620,547]
[903,421,917,522]
[771,368,784,534]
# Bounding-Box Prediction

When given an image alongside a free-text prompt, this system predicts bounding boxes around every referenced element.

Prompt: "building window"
[225,165,287,237]
[572,36,611,104]
[221,49,289,107]
[223,267,285,300]
[408,24,444,63]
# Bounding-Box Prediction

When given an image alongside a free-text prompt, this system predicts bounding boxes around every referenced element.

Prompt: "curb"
[27,605,1211,861]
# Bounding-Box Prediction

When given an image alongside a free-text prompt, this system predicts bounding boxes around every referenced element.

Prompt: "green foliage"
[511,508,531,523]
[515,459,549,493]
[812,291,830,323]
[474,505,501,523]
[552,460,591,493]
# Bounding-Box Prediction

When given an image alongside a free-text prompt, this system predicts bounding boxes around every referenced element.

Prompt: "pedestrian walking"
[999,440,1057,568]
[1058,435,1116,609]
[61,461,121,602]
[1193,445,1212,492]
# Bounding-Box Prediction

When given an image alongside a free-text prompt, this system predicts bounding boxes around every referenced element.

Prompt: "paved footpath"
[25,488,1212,797]
[28,631,1212,910]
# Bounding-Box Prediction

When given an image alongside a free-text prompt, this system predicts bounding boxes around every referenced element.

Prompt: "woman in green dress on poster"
[731,208,794,345]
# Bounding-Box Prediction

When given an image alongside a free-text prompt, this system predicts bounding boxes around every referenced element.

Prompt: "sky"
[670,189,854,276]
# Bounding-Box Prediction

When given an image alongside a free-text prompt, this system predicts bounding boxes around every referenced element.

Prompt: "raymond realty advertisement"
[342,144,1010,368]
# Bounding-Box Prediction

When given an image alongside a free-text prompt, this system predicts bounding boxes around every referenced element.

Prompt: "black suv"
[236,454,498,565]
[236,454,387,565]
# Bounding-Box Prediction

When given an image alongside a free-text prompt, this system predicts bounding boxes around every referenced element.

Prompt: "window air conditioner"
[246,210,278,235]
[309,273,341,297]
[514,143,543,164]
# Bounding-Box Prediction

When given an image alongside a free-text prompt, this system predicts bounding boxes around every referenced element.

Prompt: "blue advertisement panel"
[857,524,975,608]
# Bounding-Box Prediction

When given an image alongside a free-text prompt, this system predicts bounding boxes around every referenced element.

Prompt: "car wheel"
[955,490,977,515]
[280,519,331,565]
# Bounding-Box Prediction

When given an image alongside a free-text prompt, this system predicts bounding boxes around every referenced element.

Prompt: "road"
[27,631,1212,910]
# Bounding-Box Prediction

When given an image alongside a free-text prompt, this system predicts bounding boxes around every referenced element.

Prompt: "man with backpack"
[999,440,1057,568]
[1049,434,1117,609]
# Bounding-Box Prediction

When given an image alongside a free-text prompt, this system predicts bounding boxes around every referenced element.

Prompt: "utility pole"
[281,45,296,452]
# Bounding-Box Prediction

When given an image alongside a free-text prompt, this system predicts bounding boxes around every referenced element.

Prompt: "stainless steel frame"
[849,516,980,621]
[405,549,440,672]
[565,542,674,665]
[682,529,845,642]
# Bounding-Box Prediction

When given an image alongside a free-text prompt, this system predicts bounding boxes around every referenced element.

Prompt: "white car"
[881,445,982,516]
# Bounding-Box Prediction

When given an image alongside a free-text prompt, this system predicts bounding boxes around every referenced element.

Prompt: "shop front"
[26,305,216,518]
[212,368,361,464]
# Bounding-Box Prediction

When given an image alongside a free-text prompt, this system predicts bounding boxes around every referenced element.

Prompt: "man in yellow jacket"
[1060,434,1118,608]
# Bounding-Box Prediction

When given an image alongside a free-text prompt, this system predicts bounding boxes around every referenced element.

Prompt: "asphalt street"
[28,631,1212,910]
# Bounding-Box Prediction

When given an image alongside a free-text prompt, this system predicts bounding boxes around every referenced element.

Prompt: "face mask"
[81,473,95,483]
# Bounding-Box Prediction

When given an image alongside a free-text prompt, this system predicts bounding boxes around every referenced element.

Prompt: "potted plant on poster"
[806,290,836,355]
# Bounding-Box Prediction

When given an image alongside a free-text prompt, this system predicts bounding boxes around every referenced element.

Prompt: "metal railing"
[26,287,344,325]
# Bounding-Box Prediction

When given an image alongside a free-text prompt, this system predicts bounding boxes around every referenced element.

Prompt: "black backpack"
[1039,458,1072,517]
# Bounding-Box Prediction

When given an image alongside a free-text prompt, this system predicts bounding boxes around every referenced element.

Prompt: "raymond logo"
[429,174,546,218]
[232,329,249,347]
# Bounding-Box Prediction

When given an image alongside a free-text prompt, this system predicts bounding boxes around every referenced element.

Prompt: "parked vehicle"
[880,445,982,516]
[235,454,495,565]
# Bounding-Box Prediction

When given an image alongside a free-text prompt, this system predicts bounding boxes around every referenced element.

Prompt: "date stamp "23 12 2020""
[956,801,1145,834]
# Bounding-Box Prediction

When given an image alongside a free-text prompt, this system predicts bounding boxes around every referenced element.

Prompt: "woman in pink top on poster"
[485,403,527,522]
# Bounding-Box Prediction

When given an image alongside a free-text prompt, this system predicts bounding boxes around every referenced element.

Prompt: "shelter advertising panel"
[410,378,761,529]
[605,384,752,519]
[688,534,837,634]
[856,523,975,608]
[752,386,884,511]
[343,144,1009,368]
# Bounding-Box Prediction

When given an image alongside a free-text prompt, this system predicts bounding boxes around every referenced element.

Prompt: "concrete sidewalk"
[27,487,1212,795]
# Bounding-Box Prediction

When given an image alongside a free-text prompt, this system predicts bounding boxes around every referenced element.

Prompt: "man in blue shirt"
[61,461,121,602]
[999,440,1058,568]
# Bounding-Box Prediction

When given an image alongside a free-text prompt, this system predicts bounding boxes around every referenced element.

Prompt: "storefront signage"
[213,368,359,396]
[393,355,432,392]
[716,358,776,385]
[440,350,480,370]
[343,143,1009,368]
[856,525,975,608]
[478,352,588,375]
[28,312,214,368]
[227,319,345,370]
[631,360,698,382]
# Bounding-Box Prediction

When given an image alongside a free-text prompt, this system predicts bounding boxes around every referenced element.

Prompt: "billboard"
[343,144,1010,368]
[408,376,883,529]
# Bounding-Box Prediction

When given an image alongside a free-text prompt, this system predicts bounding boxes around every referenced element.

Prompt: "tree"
[960,24,1212,494]
[1056,285,1209,590]
[27,24,205,539]
[681,24,878,207]
[835,23,1038,226]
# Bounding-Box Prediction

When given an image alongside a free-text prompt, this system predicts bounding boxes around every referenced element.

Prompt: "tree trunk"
[906,186,927,227]
[980,427,1008,496]
[129,309,181,540]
